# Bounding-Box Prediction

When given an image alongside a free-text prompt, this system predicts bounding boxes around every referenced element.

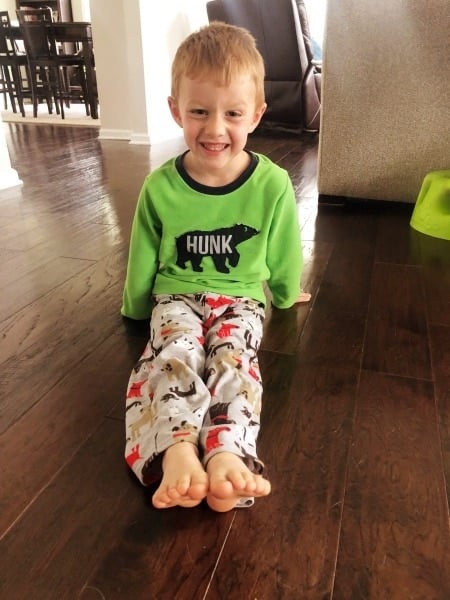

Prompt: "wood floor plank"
[204,245,368,598]
[37,222,124,262]
[0,418,233,600]
[277,138,318,199]
[429,324,450,507]
[424,266,450,328]
[248,133,297,162]
[0,243,82,285]
[263,228,374,355]
[375,212,450,328]
[373,202,416,265]
[363,262,432,380]
[261,240,332,354]
[0,215,44,250]
[0,333,144,535]
[0,247,21,265]
[311,239,374,319]
[204,353,359,599]
[313,202,378,245]
[0,256,94,322]
[419,236,450,328]
[0,206,122,259]
[0,249,126,433]
[333,371,450,599]
[297,197,320,240]
[81,503,234,600]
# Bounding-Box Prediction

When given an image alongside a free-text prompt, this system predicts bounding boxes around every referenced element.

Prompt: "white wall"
[71,0,90,21]
[140,0,208,144]
[304,0,326,47]
[0,125,21,190]
[89,0,134,140]
[0,0,17,20]
[91,0,208,144]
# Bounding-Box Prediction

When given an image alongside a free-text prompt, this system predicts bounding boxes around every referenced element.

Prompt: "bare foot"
[206,452,271,512]
[152,442,208,509]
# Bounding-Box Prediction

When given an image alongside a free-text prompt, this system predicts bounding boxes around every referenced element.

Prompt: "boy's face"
[168,74,266,184]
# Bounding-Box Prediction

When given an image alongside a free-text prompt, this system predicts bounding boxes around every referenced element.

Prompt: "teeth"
[203,143,226,151]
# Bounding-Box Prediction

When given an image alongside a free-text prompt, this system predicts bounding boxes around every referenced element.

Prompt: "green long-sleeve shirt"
[121,151,303,320]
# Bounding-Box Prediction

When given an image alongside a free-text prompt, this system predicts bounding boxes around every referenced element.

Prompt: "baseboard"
[98,128,132,141]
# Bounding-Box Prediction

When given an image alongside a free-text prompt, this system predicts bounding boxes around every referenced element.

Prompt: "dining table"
[8,21,98,119]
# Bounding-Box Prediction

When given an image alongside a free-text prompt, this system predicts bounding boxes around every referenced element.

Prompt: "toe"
[206,493,239,513]
[152,491,173,509]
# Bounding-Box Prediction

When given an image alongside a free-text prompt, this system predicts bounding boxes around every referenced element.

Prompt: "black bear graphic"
[176,224,259,273]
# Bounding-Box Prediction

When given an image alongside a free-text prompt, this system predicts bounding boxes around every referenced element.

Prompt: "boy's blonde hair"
[171,22,265,106]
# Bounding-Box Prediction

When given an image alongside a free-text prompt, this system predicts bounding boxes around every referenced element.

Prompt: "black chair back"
[19,20,56,61]
[16,7,53,23]
[0,27,9,57]
[0,11,25,56]
[0,11,14,55]
[0,10,11,27]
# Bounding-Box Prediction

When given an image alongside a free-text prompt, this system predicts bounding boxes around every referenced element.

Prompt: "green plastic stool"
[410,169,450,241]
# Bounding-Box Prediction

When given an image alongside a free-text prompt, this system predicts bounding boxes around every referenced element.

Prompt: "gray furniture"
[318,0,450,203]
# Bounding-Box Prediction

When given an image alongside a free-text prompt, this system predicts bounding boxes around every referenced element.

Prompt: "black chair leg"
[11,67,25,117]
[2,65,18,113]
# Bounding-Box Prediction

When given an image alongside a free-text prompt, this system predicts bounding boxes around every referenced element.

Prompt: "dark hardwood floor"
[1,122,449,599]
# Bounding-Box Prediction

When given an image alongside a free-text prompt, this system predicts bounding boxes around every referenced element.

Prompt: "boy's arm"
[266,175,307,309]
[121,182,161,320]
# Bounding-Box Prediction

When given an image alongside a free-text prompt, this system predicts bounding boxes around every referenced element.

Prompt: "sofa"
[318,0,450,203]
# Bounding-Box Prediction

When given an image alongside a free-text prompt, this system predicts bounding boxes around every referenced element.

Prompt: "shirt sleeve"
[266,173,303,308]
[121,180,161,319]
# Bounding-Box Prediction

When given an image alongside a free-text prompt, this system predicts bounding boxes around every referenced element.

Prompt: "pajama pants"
[125,293,266,486]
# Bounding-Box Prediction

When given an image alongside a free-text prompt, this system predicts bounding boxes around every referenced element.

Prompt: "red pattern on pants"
[124,293,265,484]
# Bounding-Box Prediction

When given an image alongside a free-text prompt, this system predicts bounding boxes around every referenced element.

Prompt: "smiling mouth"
[201,143,229,152]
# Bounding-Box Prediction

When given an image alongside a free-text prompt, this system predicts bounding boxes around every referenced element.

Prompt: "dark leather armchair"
[206,0,321,131]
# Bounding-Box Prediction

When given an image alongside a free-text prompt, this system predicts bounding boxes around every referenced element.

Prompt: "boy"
[122,22,310,512]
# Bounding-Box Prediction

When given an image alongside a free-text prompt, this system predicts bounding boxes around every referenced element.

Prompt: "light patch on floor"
[1,103,100,127]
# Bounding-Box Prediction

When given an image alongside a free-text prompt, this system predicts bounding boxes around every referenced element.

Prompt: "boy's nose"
[205,114,225,136]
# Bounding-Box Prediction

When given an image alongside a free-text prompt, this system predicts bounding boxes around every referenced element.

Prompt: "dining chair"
[16,7,53,23]
[0,10,30,117]
[18,19,90,119]
[51,24,92,116]
[17,19,60,117]
[52,22,98,119]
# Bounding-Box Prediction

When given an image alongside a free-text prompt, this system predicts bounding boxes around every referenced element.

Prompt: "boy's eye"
[190,109,207,116]
[227,110,242,118]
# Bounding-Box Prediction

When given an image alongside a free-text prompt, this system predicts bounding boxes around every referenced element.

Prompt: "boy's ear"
[168,96,182,127]
[249,102,267,133]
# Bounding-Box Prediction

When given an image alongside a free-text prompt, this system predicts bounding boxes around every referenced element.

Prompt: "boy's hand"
[296,292,311,304]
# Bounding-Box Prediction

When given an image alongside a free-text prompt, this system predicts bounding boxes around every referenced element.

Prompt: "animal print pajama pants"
[125,292,266,486]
